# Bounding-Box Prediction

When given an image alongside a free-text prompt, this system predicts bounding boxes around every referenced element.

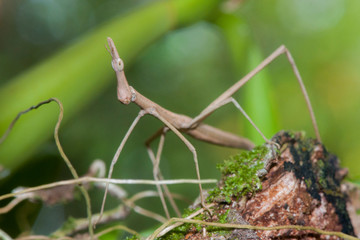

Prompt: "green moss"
[316,159,325,168]
[157,231,186,240]
[207,145,269,203]
[305,178,312,189]
[158,208,232,239]
[218,209,230,223]
[156,221,196,240]
[287,131,296,139]
[182,207,202,218]
[157,208,204,240]
[159,141,278,239]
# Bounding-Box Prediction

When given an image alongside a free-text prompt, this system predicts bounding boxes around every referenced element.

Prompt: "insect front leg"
[96,110,147,226]
[148,109,211,213]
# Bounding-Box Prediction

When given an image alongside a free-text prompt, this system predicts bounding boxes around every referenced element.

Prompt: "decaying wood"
[180,131,357,239]
[244,131,354,239]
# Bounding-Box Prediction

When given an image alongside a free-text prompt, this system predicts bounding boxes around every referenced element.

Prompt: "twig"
[0,228,12,240]
[0,99,53,144]
[156,203,216,238]
[94,225,141,239]
[51,205,130,237]
[149,218,359,240]
[0,98,94,239]
[95,183,167,223]
[15,236,73,240]
[51,98,93,237]
[0,177,217,201]
[0,197,28,214]
[128,190,190,204]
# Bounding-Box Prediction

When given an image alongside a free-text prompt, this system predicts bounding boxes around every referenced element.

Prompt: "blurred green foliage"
[0,0,360,238]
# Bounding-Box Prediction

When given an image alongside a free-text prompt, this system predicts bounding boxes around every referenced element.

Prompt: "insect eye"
[111,58,124,72]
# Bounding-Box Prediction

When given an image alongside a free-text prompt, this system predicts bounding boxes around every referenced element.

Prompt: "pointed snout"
[107,37,133,105]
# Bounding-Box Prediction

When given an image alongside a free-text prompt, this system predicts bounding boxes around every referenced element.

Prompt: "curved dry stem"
[0,177,217,201]
[95,183,166,223]
[120,190,188,223]
[51,205,130,237]
[155,203,216,238]
[15,236,74,240]
[51,98,93,238]
[94,225,141,239]
[149,217,359,240]
[125,200,167,223]
[0,228,12,240]
[0,197,28,214]
[53,188,169,236]
[128,190,189,204]
[0,98,93,238]
[0,99,53,144]
[125,190,191,222]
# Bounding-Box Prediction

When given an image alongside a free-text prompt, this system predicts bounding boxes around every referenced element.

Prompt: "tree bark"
[181,131,358,240]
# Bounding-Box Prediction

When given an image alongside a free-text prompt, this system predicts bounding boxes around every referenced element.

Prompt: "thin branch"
[156,203,216,238]
[51,98,93,237]
[15,236,74,240]
[0,177,217,201]
[95,184,166,223]
[125,201,166,223]
[128,190,189,204]
[51,205,130,237]
[0,228,12,240]
[94,225,140,239]
[0,197,28,214]
[0,99,53,144]
[149,217,359,240]
[0,98,94,238]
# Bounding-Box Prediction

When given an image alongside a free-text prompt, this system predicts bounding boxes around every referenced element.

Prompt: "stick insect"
[98,37,321,223]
